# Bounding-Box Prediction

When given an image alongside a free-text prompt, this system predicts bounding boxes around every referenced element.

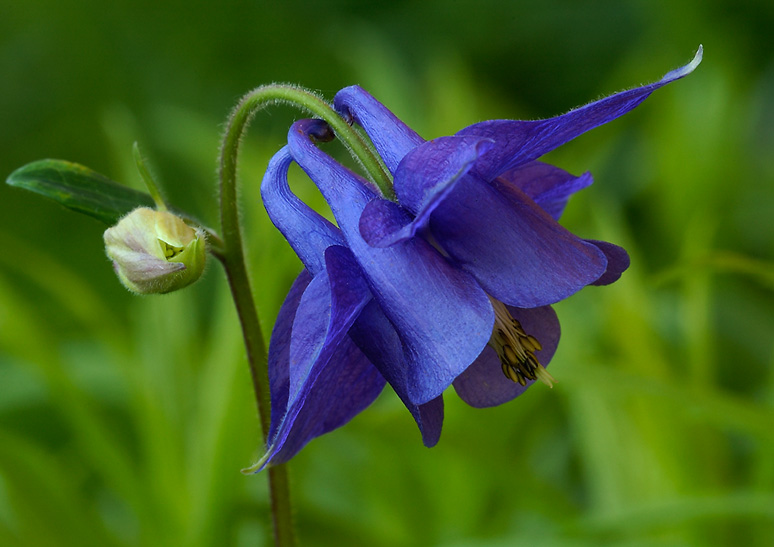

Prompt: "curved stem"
[217,84,393,546]
[214,90,287,547]
[222,84,394,199]
[219,83,393,430]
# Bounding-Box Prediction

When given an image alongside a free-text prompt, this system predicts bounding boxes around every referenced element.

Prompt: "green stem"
[218,83,387,547]
[215,247,294,546]
[222,83,394,199]
[132,142,168,211]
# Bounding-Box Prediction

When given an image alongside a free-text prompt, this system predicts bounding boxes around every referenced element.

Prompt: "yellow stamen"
[160,239,185,259]
[488,297,556,388]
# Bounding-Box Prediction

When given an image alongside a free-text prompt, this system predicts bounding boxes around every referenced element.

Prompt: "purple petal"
[359,136,493,248]
[261,145,345,275]
[261,338,386,468]
[428,172,608,308]
[264,338,385,467]
[349,301,444,446]
[255,246,385,470]
[453,305,560,408]
[267,269,312,442]
[288,246,372,398]
[333,85,425,173]
[586,240,630,285]
[458,47,703,181]
[288,119,494,405]
[393,135,495,214]
[358,198,416,247]
[497,161,593,221]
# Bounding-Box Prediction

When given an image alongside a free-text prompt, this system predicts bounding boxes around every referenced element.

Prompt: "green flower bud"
[104,207,206,294]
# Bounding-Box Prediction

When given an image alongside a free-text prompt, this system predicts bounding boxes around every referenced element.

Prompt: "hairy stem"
[222,84,393,199]
[217,83,390,547]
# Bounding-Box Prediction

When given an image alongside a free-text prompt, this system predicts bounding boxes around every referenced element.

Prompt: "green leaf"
[6,159,155,225]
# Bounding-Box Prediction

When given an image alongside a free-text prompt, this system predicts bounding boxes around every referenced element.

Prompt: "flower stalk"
[217,83,388,546]
[222,84,393,200]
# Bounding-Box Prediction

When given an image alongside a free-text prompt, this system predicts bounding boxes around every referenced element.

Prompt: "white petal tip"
[240,450,271,474]
[662,45,704,82]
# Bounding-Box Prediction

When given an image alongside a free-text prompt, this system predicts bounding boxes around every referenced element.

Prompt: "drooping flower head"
[248,47,702,472]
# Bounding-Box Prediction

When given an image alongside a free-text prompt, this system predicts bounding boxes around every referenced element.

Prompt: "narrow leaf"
[6,159,155,225]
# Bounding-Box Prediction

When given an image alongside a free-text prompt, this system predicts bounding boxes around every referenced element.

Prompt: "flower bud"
[104,207,206,294]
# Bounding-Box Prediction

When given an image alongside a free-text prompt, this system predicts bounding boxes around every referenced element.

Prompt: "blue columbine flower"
[249,47,702,471]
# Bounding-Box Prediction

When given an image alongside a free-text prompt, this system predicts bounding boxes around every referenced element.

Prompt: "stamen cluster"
[489,299,555,387]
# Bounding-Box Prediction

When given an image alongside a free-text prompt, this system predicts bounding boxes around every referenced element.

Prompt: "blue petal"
[253,246,385,471]
[333,85,425,173]
[497,161,593,221]
[266,269,312,443]
[262,337,385,469]
[359,136,493,247]
[358,198,416,248]
[349,301,444,446]
[347,129,606,307]
[288,246,372,398]
[261,145,345,275]
[458,47,703,181]
[586,240,630,285]
[429,171,608,307]
[288,119,494,405]
[453,305,560,408]
[393,136,495,213]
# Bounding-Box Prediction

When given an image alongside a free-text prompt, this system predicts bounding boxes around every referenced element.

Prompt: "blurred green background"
[2,0,773,545]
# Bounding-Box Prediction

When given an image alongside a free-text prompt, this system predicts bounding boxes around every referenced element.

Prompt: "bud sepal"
[104,207,206,294]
